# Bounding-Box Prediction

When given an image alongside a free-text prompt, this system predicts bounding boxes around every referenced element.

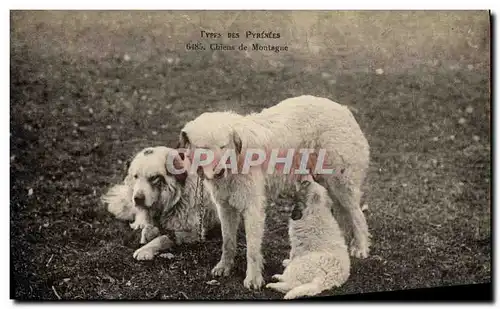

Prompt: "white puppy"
[179,95,370,290]
[102,146,219,260]
[266,178,350,299]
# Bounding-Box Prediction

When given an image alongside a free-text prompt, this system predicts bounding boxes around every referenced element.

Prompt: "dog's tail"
[101,184,136,221]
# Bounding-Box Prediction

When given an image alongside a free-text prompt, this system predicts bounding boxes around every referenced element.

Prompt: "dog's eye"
[149,175,165,185]
[134,174,138,179]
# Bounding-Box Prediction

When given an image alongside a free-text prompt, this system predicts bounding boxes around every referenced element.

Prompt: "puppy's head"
[179,112,243,180]
[291,179,327,221]
[124,146,188,211]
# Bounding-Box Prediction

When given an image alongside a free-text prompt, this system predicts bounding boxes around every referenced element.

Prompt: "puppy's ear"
[232,130,242,154]
[311,192,321,205]
[178,131,191,149]
[300,180,312,188]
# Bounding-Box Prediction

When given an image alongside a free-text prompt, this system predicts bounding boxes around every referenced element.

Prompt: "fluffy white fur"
[104,183,138,221]
[101,146,219,260]
[266,179,350,299]
[180,95,369,290]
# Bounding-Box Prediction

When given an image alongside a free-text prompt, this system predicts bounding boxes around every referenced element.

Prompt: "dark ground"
[10,11,491,300]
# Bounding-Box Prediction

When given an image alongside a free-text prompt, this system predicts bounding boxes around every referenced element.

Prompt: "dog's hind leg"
[322,177,370,258]
[283,277,325,300]
[211,205,241,277]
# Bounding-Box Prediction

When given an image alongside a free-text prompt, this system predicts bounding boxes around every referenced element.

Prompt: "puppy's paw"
[133,247,156,261]
[349,239,370,259]
[211,260,233,277]
[272,274,284,281]
[266,282,280,291]
[266,282,290,293]
[284,291,300,300]
[244,271,264,290]
[282,259,291,267]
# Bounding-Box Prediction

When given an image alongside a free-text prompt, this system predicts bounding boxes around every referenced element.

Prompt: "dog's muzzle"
[134,193,146,207]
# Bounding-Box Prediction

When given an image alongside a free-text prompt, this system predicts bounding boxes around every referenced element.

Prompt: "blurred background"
[11,11,489,72]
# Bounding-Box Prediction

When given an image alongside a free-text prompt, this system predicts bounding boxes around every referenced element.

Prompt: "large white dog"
[102,146,219,260]
[179,95,370,290]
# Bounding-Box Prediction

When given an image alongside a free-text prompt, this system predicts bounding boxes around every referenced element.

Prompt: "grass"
[10,11,490,300]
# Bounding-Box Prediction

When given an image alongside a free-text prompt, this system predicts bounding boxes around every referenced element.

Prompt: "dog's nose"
[134,194,145,206]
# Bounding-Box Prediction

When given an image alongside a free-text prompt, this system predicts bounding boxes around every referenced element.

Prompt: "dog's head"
[179,112,243,181]
[124,146,189,211]
[291,178,327,221]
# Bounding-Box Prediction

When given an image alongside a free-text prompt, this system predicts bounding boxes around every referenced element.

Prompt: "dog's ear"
[175,148,190,167]
[290,203,303,221]
[166,151,188,185]
[123,157,132,178]
[232,130,242,154]
[122,158,133,185]
[294,181,302,192]
[178,131,191,149]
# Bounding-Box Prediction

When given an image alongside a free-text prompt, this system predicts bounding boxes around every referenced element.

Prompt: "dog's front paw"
[129,221,145,230]
[349,239,370,259]
[282,259,291,267]
[211,260,233,277]
[133,247,156,261]
[244,271,264,290]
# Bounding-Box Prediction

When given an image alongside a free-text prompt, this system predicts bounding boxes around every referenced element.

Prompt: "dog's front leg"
[241,189,266,290]
[129,207,150,230]
[133,235,175,261]
[140,224,160,244]
[211,205,241,277]
[174,230,200,245]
